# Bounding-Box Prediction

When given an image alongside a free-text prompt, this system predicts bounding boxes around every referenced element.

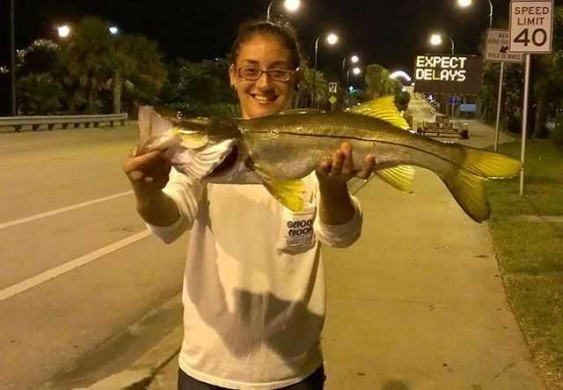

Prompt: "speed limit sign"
[509,0,553,53]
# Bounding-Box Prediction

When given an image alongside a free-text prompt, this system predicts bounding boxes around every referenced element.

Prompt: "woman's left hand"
[316,141,376,186]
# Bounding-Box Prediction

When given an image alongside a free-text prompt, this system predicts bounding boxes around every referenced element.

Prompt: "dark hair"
[229,20,302,70]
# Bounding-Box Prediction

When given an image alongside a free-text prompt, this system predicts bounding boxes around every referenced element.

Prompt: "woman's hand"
[316,141,376,186]
[123,148,172,196]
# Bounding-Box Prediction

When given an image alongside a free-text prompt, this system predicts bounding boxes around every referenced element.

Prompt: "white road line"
[0,191,133,230]
[0,230,151,302]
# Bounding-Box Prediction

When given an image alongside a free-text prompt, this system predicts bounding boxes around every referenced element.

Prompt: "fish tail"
[443,149,521,222]
[443,169,489,223]
[462,147,522,178]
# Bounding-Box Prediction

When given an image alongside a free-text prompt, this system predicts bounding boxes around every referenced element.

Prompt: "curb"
[79,326,183,390]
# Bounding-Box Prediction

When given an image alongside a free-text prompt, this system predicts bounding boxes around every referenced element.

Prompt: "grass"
[486,137,563,389]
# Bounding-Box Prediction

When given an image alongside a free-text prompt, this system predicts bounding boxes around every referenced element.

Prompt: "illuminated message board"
[413,55,483,94]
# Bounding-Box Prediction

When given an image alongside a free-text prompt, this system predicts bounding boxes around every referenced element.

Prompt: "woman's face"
[229,33,296,119]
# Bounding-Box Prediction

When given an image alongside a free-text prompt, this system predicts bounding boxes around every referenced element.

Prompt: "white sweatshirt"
[148,168,363,389]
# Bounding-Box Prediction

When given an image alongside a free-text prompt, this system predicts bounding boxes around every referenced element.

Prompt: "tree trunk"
[533,89,550,138]
[113,71,122,114]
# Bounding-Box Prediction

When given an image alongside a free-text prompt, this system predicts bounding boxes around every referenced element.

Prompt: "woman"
[123,20,375,390]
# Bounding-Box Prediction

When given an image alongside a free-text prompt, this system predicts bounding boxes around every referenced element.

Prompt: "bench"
[416,119,469,139]
[0,113,128,132]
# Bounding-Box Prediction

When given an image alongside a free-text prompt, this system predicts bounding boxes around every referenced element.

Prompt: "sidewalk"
[88,108,545,389]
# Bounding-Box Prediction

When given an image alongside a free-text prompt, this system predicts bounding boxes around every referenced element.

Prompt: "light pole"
[266,0,300,21]
[9,0,16,116]
[312,32,338,107]
[457,0,493,28]
[429,33,455,55]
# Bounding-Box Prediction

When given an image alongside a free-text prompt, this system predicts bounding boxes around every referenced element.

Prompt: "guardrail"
[0,113,128,132]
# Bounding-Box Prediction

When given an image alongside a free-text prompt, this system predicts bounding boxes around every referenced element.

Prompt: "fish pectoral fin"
[375,165,415,192]
[172,127,209,149]
[347,95,410,130]
[263,177,305,212]
[443,169,490,223]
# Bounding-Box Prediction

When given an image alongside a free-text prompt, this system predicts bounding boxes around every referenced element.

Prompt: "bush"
[552,121,563,146]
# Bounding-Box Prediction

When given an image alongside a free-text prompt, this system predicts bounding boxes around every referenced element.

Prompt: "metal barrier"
[0,113,128,132]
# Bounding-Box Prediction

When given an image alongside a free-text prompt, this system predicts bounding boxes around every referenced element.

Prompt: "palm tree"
[110,34,167,114]
[59,17,114,114]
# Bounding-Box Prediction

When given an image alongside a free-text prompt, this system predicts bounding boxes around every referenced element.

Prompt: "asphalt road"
[0,124,187,390]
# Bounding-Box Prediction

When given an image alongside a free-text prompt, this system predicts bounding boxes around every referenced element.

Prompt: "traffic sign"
[328,82,337,93]
[485,29,524,63]
[328,95,337,105]
[509,1,554,53]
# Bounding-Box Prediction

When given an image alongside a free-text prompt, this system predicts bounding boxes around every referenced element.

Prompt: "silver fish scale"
[237,112,466,181]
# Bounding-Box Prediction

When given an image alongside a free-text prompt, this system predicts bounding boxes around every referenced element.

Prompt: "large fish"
[137,96,521,222]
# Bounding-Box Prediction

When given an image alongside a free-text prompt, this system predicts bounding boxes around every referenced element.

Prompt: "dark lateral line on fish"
[247,129,461,168]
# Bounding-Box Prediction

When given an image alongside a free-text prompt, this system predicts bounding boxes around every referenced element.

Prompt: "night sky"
[1,0,513,75]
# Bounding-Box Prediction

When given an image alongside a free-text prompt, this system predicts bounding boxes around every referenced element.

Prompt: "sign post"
[328,82,338,112]
[509,0,553,195]
[485,29,523,151]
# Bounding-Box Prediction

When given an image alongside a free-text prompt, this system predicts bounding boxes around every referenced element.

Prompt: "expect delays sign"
[413,55,482,94]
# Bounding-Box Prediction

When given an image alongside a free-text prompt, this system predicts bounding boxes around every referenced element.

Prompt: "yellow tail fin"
[443,169,490,223]
[462,147,522,178]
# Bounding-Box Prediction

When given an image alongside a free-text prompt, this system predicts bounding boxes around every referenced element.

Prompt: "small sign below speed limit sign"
[509,0,553,53]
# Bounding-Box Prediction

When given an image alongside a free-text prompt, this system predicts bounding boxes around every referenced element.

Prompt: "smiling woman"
[228,20,301,119]
[123,18,377,390]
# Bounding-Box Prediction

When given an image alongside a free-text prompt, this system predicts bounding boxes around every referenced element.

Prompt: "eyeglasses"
[235,66,296,82]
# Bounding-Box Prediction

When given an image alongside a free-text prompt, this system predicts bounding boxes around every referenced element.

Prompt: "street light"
[57,25,71,38]
[312,32,339,107]
[429,33,455,55]
[109,26,119,35]
[456,0,493,28]
[266,0,300,21]
[346,66,362,89]
[342,54,359,72]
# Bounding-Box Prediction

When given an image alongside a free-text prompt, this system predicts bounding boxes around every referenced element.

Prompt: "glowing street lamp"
[266,0,301,21]
[346,66,362,89]
[429,33,455,55]
[109,26,119,35]
[57,25,71,38]
[342,54,359,72]
[312,32,339,106]
[456,0,493,28]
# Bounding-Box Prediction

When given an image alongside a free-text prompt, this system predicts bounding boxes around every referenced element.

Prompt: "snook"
[138,97,521,223]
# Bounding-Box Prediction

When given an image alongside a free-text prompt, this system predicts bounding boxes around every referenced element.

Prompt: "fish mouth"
[208,145,239,177]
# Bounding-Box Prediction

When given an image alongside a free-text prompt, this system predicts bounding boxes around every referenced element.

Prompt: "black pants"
[178,366,325,390]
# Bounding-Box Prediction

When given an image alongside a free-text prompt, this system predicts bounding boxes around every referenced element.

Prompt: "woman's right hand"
[123,148,172,197]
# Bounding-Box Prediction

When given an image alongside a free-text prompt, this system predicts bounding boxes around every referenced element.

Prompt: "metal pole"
[519,54,531,196]
[494,62,504,151]
[449,36,455,55]
[10,0,16,116]
[266,1,274,20]
[346,68,350,90]
[312,36,320,108]
[488,0,493,29]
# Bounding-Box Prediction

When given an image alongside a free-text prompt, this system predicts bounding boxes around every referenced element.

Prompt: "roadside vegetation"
[486,135,563,389]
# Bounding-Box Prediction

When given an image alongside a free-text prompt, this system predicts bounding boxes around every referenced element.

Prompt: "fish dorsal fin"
[376,165,415,192]
[348,96,410,130]
[278,108,326,115]
[253,164,305,211]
